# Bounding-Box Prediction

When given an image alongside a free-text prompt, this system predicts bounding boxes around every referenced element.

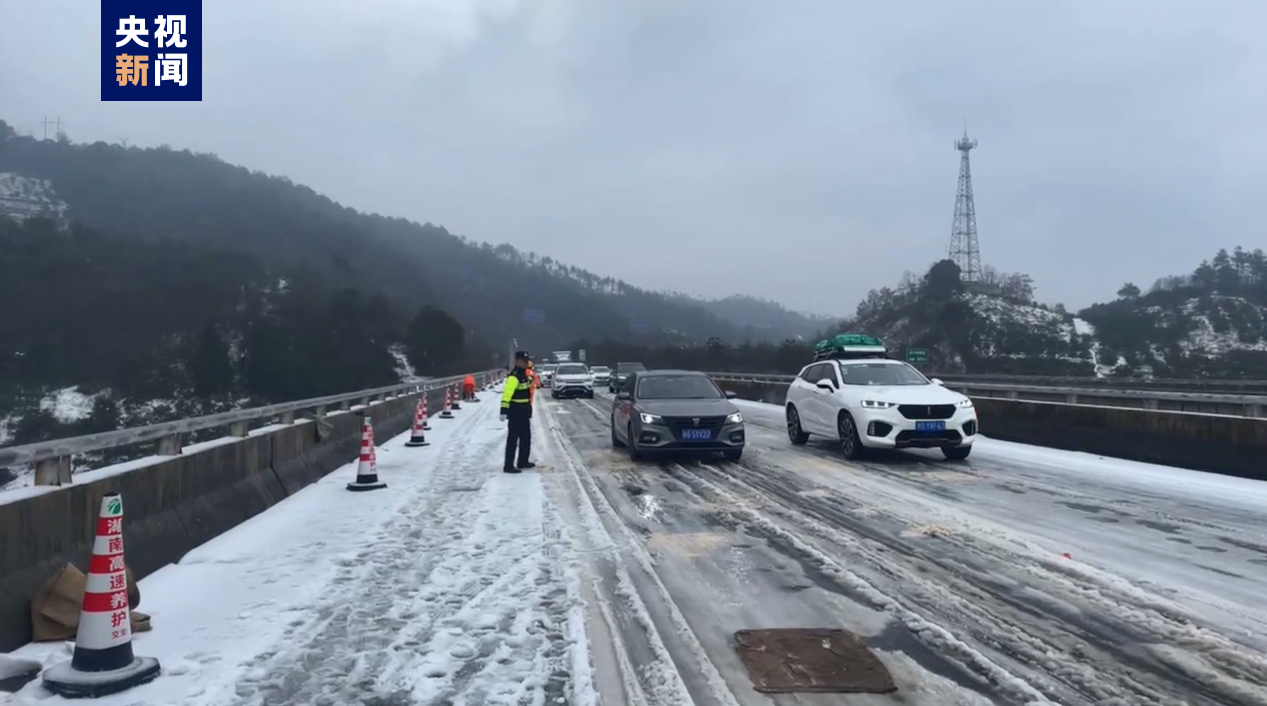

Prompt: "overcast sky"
[2,0,1264,317]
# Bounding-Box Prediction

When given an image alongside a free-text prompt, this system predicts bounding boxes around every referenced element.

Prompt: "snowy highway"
[6,385,1267,706]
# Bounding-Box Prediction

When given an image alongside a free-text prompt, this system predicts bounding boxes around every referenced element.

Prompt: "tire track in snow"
[660,455,1267,706]
[226,400,580,706]
[538,398,742,706]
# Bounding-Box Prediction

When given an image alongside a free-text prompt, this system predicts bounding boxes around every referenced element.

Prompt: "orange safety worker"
[462,374,476,400]
[525,361,541,406]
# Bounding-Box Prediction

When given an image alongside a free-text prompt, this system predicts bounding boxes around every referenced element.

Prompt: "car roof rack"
[812,333,889,361]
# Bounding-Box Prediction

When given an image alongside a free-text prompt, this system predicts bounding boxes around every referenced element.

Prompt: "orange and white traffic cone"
[405,398,430,447]
[420,396,432,430]
[347,415,386,491]
[450,383,462,410]
[41,492,161,698]
[439,388,454,418]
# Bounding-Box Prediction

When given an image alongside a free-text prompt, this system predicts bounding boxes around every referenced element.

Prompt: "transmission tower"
[948,128,982,282]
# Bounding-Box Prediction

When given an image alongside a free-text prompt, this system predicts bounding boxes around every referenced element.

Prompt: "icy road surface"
[9,386,1267,706]
[8,392,597,706]
[547,391,1267,706]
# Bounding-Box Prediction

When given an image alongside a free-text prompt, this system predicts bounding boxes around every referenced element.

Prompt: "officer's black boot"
[517,461,537,469]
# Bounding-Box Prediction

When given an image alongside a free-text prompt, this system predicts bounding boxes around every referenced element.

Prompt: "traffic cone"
[450,383,462,410]
[420,396,432,430]
[42,492,161,698]
[347,415,386,491]
[439,388,454,419]
[404,398,430,447]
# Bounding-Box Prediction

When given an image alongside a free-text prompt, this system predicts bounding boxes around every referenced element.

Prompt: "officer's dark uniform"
[500,351,537,473]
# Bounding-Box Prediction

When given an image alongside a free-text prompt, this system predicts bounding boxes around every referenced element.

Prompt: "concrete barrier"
[716,380,1267,482]
[0,387,445,652]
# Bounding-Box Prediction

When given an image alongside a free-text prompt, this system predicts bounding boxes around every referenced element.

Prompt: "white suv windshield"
[557,365,588,375]
[838,362,928,386]
[590,366,610,372]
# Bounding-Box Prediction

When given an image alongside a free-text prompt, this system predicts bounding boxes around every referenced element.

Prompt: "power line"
[41,116,64,141]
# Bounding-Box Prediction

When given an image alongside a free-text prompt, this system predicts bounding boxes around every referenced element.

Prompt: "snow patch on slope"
[39,387,98,422]
[0,172,69,223]
[1144,296,1267,356]
[389,344,416,380]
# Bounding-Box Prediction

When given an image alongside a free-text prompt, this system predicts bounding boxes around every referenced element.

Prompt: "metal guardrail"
[929,373,1267,394]
[704,372,1267,418]
[1,370,503,486]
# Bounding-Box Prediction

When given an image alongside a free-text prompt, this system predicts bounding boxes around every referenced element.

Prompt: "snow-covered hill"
[1080,292,1267,378]
[851,287,1094,376]
[0,172,68,223]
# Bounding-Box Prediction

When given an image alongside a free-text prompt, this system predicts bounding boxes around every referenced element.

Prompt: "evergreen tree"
[189,322,234,396]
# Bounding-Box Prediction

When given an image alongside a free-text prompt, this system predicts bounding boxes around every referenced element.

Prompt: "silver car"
[589,365,611,386]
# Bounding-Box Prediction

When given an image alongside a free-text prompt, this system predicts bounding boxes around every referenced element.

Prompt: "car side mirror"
[930,378,944,386]
[616,391,631,400]
[815,380,835,391]
[724,390,737,399]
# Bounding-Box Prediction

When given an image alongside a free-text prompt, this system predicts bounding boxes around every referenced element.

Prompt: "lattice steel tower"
[948,128,982,282]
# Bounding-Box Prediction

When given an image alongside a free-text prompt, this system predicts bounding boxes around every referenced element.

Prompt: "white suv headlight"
[860,400,894,409]
[726,411,742,424]
[956,398,974,408]
[639,412,663,424]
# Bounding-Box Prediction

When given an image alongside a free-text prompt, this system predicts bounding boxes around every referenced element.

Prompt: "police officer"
[499,350,537,473]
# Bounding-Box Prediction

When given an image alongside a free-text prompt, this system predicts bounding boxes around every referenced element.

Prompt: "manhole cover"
[733,628,896,694]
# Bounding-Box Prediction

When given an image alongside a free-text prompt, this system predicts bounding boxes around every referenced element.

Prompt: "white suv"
[551,363,595,399]
[784,358,977,460]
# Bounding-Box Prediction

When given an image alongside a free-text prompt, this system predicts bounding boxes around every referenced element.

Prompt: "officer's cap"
[514,350,531,361]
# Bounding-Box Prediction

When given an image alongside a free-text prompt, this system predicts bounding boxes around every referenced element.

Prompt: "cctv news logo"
[101,0,202,101]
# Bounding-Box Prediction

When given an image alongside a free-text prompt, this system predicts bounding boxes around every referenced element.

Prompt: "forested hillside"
[1080,246,1267,377]
[0,216,481,476]
[0,120,823,356]
[588,248,1267,379]
[687,295,831,341]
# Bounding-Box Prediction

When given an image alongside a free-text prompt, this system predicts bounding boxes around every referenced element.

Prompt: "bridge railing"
[703,372,1267,418]
[0,370,503,487]
[921,373,1267,394]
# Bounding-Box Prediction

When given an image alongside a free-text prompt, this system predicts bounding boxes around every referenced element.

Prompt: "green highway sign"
[905,348,929,363]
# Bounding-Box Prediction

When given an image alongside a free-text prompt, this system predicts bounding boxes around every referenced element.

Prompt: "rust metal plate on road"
[733,628,897,694]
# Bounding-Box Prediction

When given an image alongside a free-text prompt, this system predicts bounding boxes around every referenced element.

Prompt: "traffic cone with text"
[439,388,454,419]
[450,383,462,410]
[42,492,161,698]
[405,398,430,447]
[347,415,387,491]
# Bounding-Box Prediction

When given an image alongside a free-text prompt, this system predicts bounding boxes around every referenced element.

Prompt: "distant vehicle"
[785,333,977,460]
[551,363,594,399]
[609,361,646,393]
[589,365,611,385]
[538,364,558,388]
[552,350,573,363]
[610,370,744,462]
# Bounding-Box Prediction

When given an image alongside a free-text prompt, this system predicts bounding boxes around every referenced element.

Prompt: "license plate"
[915,421,945,432]
[679,428,714,441]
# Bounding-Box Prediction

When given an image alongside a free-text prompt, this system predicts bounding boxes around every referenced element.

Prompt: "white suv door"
[792,362,834,434]
[814,362,844,434]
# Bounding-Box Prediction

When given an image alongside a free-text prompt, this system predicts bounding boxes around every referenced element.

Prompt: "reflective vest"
[501,369,533,409]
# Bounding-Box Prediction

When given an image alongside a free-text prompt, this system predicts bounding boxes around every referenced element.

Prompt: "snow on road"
[544,395,1003,706]
[723,397,1267,705]
[8,392,595,706]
